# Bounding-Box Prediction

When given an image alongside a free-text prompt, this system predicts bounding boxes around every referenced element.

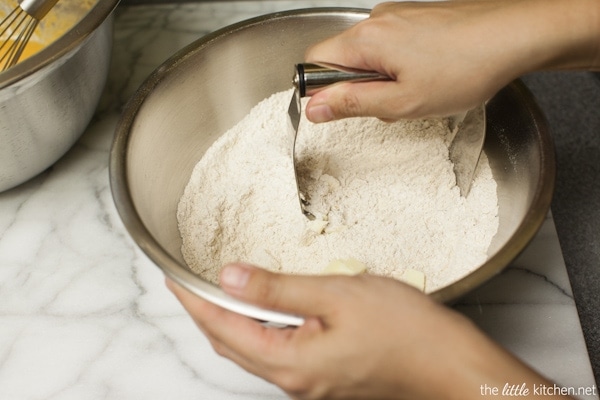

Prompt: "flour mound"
[177,90,498,292]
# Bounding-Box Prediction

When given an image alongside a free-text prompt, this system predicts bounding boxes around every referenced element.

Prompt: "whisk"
[0,0,59,71]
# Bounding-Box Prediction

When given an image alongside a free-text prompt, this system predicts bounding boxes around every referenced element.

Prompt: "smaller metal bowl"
[0,0,119,192]
[110,8,555,326]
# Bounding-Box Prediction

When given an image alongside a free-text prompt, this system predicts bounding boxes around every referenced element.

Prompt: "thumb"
[305,80,411,122]
[219,263,335,317]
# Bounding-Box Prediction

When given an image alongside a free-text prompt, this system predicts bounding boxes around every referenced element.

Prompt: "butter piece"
[322,258,367,275]
[393,269,426,291]
[319,174,341,190]
[307,218,329,234]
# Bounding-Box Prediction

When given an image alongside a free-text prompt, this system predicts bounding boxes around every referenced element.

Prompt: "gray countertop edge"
[522,72,600,386]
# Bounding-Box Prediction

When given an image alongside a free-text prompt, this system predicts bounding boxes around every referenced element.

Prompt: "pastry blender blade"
[287,62,485,219]
[287,63,388,219]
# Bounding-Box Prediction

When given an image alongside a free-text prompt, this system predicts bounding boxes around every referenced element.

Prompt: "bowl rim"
[109,7,555,325]
[431,80,556,303]
[0,0,120,89]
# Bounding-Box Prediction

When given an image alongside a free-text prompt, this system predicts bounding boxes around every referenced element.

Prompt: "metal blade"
[287,87,301,134]
[287,88,314,219]
[448,104,486,197]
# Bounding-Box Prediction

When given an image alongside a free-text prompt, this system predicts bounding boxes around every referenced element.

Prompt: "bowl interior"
[112,9,555,304]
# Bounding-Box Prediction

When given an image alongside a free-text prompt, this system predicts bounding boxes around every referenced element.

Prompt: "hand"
[304,0,600,123]
[167,263,566,400]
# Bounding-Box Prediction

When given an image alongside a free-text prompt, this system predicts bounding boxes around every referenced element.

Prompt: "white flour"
[177,90,498,292]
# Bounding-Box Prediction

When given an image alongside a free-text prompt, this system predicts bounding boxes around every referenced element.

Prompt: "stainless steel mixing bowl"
[110,8,555,325]
[0,0,120,192]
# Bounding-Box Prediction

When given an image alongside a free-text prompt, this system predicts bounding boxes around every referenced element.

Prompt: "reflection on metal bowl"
[110,8,555,326]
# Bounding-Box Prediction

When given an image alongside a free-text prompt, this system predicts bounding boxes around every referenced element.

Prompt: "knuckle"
[262,350,328,399]
[208,337,228,357]
[278,374,306,394]
[350,17,385,42]
[371,1,396,15]
[252,272,285,308]
[272,370,316,398]
[335,91,363,118]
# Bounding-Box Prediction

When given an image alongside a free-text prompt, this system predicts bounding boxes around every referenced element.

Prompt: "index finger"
[304,13,394,74]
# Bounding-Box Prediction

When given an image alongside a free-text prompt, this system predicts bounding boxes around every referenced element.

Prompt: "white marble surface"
[0,2,597,399]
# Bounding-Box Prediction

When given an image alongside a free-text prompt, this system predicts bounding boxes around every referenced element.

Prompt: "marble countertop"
[0,1,598,399]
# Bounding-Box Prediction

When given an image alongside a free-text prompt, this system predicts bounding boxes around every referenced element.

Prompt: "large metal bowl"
[110,8,555,326]
[0,0,120,192]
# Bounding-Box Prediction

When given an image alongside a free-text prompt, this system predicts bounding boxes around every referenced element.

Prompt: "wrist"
[425,311,573,400]
[523,0,600,71]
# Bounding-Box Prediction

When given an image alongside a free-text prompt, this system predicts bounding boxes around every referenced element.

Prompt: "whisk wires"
[0,6,39,71]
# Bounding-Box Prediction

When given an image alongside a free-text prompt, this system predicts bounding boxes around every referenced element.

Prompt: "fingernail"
[307,103,334,123]
[221,264,251,289]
